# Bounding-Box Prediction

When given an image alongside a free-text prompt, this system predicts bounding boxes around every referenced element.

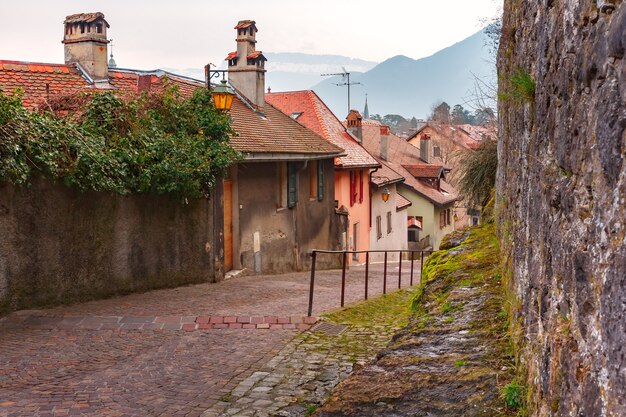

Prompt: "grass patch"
[454,360,467,367]
[502,380,525,410]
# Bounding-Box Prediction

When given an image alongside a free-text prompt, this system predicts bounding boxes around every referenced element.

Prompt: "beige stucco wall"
[398,185,454,251]
[369,184,408,263]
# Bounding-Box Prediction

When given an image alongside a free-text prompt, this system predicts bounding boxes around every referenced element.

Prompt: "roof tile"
[266,91,379,168]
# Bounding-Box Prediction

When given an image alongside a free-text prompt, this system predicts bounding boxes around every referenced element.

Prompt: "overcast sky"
[0,0,501,70]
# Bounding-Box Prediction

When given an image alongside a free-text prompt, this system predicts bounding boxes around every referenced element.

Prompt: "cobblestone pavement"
[202,323,405,417]
[0,264,421,417]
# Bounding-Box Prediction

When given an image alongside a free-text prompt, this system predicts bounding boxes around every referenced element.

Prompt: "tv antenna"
[321,66,362,115]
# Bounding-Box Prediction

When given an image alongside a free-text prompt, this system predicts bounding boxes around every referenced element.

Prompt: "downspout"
[368,167,379,228]
[293,160,309,270]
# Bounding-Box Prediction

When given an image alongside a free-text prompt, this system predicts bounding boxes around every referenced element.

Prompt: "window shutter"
[440,211,445,228]
[288,162,298,208]
[359,171,364,204]
[317,160,324,201]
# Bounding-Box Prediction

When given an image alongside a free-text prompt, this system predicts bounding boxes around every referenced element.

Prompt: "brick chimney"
[226,20,267,107]
[346,110,363,142]
[62,12,110,81]
[380,125,390,161]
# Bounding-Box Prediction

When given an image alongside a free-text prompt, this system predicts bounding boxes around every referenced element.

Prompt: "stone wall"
[0,177,222,314]
[497,1,625,416]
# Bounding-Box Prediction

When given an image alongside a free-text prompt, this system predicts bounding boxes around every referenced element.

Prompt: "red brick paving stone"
[290,316,303,324]
[250,316,264,324]
[0,328,294,417]
[162,323,183,330]
[264,316,278,324]
[228,323,242,329]
[182,323,197,331]
[155,315,182,323]
[213,323,228,329]
[297,323,311,331]
[304,316,318,324]
[195,316,210,324]
[283,323,296,330]
[181,316,197,324]
[143,323,164,330]
[120,322,144,330]
[269,324,283,329]
[209,315,224,324]
[223,316,237,323]
[256,323,270,329]
[198,323,213,330]
[237,316,251,323]
[242,324,256,329]
[277,316,290,324]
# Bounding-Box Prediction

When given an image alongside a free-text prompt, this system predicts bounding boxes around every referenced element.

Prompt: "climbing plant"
[0,86,239,199]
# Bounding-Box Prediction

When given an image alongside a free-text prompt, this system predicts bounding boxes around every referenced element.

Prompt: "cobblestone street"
[0,263,421,417]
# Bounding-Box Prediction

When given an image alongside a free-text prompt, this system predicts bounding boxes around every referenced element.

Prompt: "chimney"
[346,110,363,142]
[226,20,267,107]
[380,125,390,161]
[420,133,431,163]
[63,12,110,81]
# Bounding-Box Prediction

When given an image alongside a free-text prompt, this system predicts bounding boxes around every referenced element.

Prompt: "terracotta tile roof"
[409,122,485,151]
[371,159,404,186]
[396,193,412,211]
[225,52,238,61]
[246,51,265,60]
[360,121,457,207]
[402,164,445,179]
[229,94,344,159]
[64,12,109,26]
[0,60,90,109]
[266,91,379,168]
[0,58,339,160]
[234,20,255,29]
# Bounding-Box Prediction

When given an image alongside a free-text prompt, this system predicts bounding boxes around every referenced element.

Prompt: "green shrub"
[0,86,239,199]
[502,380,525,410]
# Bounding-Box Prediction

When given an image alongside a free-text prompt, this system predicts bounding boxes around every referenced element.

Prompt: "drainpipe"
[368,167,379,228]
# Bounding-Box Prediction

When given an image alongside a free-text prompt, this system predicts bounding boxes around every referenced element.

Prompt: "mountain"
[312,29,496,120]
[163,52,378,93]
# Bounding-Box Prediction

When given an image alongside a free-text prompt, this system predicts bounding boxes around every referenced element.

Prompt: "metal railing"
[307,249,434,316]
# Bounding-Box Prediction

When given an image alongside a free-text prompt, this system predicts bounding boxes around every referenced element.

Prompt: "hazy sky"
[0,0,501,70]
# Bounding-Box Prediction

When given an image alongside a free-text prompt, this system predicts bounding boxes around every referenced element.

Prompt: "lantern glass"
[382,188,390,202]
[211,80,235,111]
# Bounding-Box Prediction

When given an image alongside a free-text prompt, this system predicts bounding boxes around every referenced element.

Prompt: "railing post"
[398,251,402,289]
[420,251,425,280]
[410,253,415,286]
[365,252,369,300]
[341,251,347,307]
[383,252,388,294]
[307,251,317,317]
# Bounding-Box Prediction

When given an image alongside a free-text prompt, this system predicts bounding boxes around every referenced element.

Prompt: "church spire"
[363,93,370,119]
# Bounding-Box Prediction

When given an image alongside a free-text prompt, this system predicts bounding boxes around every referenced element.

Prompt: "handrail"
[307,248,434,316]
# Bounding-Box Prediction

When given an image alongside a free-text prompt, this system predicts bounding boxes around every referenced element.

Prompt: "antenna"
[321,68,362,115]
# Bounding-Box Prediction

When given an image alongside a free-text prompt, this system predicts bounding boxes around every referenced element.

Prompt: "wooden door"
[223,179,233,272]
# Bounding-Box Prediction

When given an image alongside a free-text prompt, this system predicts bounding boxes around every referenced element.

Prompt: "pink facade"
[335,169,371,264]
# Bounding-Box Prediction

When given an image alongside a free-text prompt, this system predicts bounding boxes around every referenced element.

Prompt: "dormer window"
[96,23,102,33]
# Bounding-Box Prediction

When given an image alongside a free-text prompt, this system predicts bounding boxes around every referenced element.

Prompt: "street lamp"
[382,187,390,202]
[212,79,235,111]
[205,63,235,111]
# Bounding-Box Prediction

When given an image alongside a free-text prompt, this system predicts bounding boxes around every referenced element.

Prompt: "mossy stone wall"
[0,177,221,314]
[497,1,625,415]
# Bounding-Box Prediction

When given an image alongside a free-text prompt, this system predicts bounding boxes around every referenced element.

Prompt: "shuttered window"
[288,162,298,208]
[317,160,324,201]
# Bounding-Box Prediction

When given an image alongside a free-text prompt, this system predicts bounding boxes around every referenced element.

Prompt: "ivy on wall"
[0,86,239,199]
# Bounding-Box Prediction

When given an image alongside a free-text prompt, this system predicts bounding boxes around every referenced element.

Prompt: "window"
[440,209,452,228]
[386,211,392,234]
[376,216,382,240]
[277,162,287,208]
[350,171,357,206]
[309,161,317,199]
[317,161,324,201]
[408,227,419,242]
[287,162,298,208]
[433,145,441,158]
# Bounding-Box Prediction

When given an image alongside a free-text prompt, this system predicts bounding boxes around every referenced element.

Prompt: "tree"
[458,140,498,207]
[450,104,473,125]
[430,102,450,124]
